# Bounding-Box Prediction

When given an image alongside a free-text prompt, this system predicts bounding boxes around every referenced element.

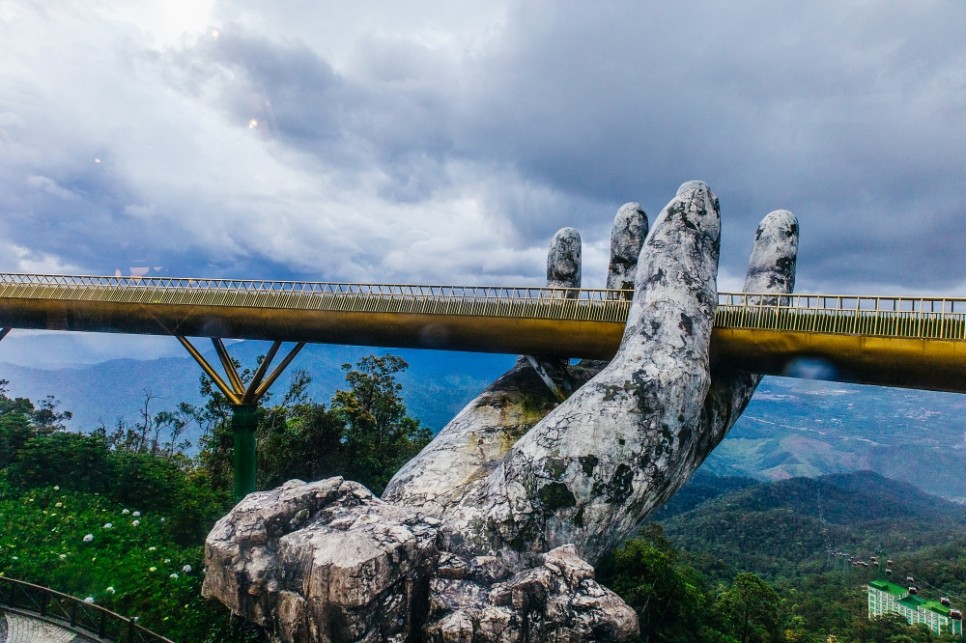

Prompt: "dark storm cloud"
[446,1,966,289]
[156,0,966,290]
[1,1,963,293]
[163,31,345,146]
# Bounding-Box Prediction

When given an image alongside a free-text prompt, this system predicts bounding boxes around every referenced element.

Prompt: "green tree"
[187,364,248,493]
[330,355,432,493]
[258,399,344,489]
[101,391,191,457]
[598,524,725,642]
[715,572,785,643]
[0,379,71,467]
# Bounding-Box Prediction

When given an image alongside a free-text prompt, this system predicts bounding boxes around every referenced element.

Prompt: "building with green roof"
[868,579,962,637]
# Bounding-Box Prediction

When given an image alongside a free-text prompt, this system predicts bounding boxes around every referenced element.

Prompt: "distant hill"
[701,377,966,502]
[1,335,963,500]
[655,470,966,588]
[649,470,759,521]
[0,341,515,447]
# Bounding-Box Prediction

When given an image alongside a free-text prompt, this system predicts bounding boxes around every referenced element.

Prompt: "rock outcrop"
[424,545,637,642]
[205,479,638,642]
[202,478,440,642]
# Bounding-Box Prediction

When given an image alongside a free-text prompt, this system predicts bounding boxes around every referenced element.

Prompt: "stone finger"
[647,208,800,521]
[546,227,581,290]
[606,202,649,294]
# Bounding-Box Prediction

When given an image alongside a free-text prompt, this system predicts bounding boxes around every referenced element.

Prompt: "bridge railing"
[0,576,174,642]
[2,273,964,340]
[0,273,634,322]
[717,293,966,341]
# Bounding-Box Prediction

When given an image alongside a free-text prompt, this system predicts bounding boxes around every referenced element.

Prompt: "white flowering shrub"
[0,479,257,641]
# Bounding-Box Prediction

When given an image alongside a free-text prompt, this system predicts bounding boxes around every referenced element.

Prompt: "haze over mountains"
[1,334,963,501]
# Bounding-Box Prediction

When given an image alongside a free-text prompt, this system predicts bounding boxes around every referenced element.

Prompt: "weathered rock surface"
[606,203,649,292]
[438,183,799,566]
[546,227,582,291]
[438,182,723,564]
[203,478,440,642]
[424,545,638,642]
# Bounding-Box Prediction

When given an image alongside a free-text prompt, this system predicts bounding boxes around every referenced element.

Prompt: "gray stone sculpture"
[203,181,799,642]
[606,203,649,293]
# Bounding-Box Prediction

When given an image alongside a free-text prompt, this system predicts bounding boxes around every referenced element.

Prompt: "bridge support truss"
[176,337,305,500]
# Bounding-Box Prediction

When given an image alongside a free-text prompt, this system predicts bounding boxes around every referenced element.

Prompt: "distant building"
[868,579,963,637]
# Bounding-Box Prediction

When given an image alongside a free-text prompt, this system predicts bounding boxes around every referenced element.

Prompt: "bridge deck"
[0,274,963,392]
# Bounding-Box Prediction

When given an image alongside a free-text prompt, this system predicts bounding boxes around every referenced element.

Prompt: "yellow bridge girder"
[0,273,963,394]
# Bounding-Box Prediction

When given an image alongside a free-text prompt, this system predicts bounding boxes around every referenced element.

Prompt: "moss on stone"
[539,482,577,510]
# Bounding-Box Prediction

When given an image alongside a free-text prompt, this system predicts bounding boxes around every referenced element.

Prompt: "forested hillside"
[618,471,966,641]
[657,471,966,585]
[3,341,963,501]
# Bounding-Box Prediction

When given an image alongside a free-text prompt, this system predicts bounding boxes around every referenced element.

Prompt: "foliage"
[0,379,71,468]
[5,430,227,545]
[3,351,431,542]
[7,431,113,494]
[100,391,192,458]
[648,471,966,643]
[659,472,966,585]
[715,572,784,643]
[600,519,963,643]
[3,365,962,642]
[0,476,262,641]
[192,355,431,495]
[258,397,345,489]
[599,524,790,642]
[0,354,431,640]
[330,355,433,492]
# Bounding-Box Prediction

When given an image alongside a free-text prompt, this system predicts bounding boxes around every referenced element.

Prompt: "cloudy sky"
[1,1,965,362]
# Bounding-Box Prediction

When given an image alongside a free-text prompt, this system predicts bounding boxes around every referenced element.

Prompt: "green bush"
[0,481,262,641]
[7,432,112,493]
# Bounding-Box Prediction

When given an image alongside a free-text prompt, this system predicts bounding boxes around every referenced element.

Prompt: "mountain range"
[1,334,963,501]
[652,470,966,598]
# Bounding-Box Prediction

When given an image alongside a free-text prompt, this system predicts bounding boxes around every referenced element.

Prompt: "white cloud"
[26,175,81,201]
[1,242,87,275]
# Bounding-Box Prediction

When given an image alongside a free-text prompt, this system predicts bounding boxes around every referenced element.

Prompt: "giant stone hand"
[203,181,799,642]
[387,180,798,567]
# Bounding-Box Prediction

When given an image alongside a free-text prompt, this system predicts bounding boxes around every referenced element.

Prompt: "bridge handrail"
[0,272,620,299]
[1,273,963,340]
[717,292,966,314]
[0,272,636,323]
[717,293,966,340]
[0,576,174,642]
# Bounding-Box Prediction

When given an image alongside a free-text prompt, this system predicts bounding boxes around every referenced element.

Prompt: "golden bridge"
[1,272,962,497]
[0,272,963,392]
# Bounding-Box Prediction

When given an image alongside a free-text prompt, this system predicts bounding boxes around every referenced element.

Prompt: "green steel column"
[232,404,258,500]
